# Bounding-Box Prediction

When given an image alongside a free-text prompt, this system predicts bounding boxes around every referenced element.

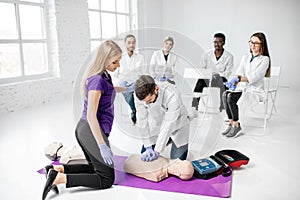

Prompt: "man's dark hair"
[124,34,136,42]
[214,33,226,43]
[135,75,156,100]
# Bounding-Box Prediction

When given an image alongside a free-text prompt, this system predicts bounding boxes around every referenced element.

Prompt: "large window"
[0,0,50,83]
[87,0,137,51]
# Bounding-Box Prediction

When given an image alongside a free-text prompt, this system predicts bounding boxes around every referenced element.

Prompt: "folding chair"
[180,68,214,113]
[241,66,281,132]
[266,66,281,118]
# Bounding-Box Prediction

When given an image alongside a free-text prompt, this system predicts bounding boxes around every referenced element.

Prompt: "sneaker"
[131,111,136,124]
[226,124,242,138]
[221,125,232,135]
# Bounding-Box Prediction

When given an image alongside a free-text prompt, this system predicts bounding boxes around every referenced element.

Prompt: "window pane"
[116,0,129,13]
[117,14,129,35]
[0,44,21,78]
[102,13,116,38]
[87,0,99,9]
[89,11,101,39]
[101,0,115,12]
[0,3,18,39]
[19,5,45,39]
[23,43,47,75]
[90,41,102,52]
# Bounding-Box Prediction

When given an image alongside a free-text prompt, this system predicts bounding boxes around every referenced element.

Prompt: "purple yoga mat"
[38,156,232,198]
[114,156,232,198]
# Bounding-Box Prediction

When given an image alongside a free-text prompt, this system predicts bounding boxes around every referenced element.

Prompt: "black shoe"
[44,165,59,194]
[42,169,58,200]
[131,111,136,124]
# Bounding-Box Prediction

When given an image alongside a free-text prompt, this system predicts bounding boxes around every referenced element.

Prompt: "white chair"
[180,68,216,113]
[265,66,281,118]
[197,87,220,113]
[241,66,281,132]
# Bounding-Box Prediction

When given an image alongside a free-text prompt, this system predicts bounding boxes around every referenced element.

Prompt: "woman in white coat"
[134,75,191,162]
[222,32,271,138]
[149,36,177,84]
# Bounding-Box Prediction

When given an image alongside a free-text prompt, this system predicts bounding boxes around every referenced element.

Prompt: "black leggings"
[64,119,114,189]
[222,91,242,121]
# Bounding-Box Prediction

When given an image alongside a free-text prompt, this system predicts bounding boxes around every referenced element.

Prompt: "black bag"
[192,149,249,180]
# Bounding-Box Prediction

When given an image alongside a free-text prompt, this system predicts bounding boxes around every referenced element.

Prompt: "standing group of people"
[41,32,271,200]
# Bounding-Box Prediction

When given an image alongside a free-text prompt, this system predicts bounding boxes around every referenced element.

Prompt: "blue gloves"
[125,82,135,93]
[99,144,113,165]
[141,146,159,162]
[119,81,128,87]
[224,82,236,91]
[156,76,168,82]
[120,81,136,93]
[224,77,239,91]
[230,77,239,84]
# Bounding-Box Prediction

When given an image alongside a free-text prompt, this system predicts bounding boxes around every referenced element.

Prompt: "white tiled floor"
[1,86,300,200]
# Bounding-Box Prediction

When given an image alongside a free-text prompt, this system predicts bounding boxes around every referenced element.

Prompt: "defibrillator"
[192,149,249,179]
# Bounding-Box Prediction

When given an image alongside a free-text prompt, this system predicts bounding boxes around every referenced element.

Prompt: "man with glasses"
[192,33,234,111]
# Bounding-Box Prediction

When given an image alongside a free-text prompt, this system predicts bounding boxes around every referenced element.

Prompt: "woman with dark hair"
[222,32,271,138]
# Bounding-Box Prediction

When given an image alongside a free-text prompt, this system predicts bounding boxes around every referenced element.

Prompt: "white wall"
[138,0,300,88]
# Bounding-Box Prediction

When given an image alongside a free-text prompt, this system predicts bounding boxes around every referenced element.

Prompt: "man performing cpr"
[134,75,193,162]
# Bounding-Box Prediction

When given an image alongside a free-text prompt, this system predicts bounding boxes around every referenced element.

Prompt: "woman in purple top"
[42,40,135,200]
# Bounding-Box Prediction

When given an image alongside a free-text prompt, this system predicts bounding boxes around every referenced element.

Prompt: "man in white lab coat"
[134,75,191,162]
[192,33,234,111]
[114,34,146,124]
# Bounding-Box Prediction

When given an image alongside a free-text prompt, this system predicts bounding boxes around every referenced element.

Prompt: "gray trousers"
[64,119,114,189]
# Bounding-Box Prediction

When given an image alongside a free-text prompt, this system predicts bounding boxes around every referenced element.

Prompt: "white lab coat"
[149,50,177,79]
[135,82,190,154]
[235,53,270,101]
[112,51,146,85]
[200,49,234,79]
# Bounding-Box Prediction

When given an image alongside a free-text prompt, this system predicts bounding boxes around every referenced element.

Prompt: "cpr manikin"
[44,142,194,182]
[124,154,194,182]
[44,142,87,164]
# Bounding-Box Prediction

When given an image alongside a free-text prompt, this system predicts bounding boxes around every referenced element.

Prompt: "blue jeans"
[122,91,136,112]
[141,139,188,160]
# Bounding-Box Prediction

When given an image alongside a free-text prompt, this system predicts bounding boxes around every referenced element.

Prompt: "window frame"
[0,0,53,84]
[88,0,137,51]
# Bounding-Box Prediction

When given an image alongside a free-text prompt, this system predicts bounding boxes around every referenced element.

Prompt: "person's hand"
[224,81,236,91]
[229,77,239,84]
[125,82,136,93]
[156,76,168,82]
[99,144,113,165]
[119,81,128,87]
[141,146,159,162]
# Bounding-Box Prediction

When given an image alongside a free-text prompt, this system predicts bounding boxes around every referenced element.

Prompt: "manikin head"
[167,159,194,180]
[44,141,64,161]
